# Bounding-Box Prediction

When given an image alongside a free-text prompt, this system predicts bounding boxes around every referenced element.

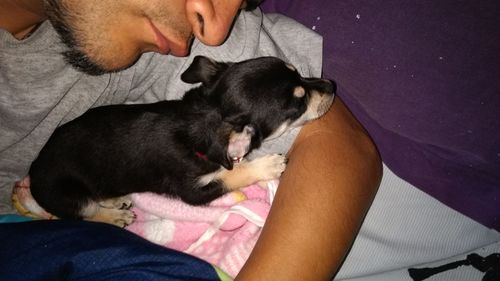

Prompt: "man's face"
[43,0,246,75]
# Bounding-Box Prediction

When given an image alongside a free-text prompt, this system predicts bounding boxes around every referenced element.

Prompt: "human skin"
[1,0,245,74]
[236,98,381,280]
[0,1,382,280]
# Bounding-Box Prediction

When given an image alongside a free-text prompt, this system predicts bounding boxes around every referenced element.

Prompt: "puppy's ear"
[181,56,230,85]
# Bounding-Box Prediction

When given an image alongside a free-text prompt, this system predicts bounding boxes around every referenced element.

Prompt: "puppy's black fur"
[29,56,335,223]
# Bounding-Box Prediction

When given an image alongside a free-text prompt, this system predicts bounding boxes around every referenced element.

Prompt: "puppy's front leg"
[219,154,287,191]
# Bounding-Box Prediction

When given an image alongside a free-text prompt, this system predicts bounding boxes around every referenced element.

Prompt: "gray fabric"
[0,9,322,214]
[2,8,499,281]
[335,164,500,281]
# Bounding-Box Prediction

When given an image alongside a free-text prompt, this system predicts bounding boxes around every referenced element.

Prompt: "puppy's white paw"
[107,208,136,228]
[115,209,136,227]
[250,154,287,180]
[89,207,136,228]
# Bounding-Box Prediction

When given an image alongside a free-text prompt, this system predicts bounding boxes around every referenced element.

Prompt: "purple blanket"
[262,0,500,231]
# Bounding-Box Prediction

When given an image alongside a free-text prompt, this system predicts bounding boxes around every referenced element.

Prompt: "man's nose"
[186,0,243,46]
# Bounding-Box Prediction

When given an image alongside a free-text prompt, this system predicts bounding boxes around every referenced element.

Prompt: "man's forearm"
[236,98,382,280]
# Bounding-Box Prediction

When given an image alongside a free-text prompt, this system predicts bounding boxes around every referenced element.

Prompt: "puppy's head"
[181,56,335,167]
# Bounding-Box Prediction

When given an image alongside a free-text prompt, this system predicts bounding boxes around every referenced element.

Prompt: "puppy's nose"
[323,79,336,95]
[316,79,336,95]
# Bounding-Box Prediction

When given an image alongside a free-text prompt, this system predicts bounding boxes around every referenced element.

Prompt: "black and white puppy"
[29,56,335,226]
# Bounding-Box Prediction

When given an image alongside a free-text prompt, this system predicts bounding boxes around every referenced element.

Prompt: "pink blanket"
[12,177,277,278]
[125,181,278,278]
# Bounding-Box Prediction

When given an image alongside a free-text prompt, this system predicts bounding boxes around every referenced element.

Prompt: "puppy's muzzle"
[305,78,336,118]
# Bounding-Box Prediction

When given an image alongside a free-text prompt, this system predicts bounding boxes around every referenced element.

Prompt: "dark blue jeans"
[0,220,222,281]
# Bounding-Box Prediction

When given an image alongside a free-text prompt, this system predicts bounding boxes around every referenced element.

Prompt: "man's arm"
[236,97,382,280]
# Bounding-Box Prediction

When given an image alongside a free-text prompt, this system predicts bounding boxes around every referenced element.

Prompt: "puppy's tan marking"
[293,86,305,98]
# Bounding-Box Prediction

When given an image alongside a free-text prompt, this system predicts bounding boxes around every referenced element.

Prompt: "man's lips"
[148,20,190,56]
[149,20,170,55]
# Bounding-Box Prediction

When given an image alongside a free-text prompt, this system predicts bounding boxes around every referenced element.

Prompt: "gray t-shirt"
[0,9,322,214]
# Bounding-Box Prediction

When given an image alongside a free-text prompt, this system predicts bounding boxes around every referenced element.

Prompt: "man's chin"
[63,49,137,76]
